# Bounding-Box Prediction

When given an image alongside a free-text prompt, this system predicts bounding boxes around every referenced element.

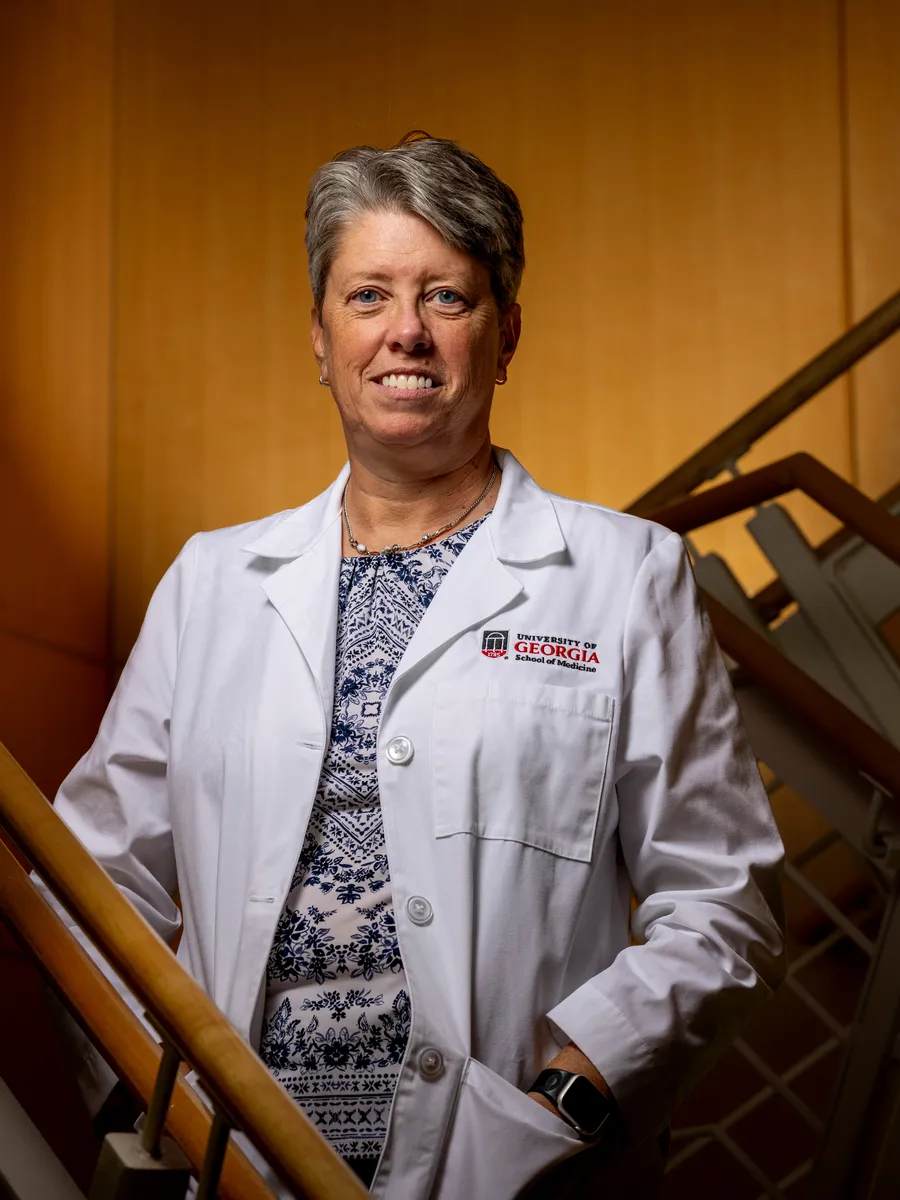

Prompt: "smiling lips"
[378,373,437,390]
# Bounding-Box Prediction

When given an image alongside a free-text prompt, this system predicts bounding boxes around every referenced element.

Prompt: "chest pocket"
[432,680,614,862]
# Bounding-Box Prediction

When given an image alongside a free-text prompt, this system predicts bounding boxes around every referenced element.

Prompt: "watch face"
[557,1075,611,1139]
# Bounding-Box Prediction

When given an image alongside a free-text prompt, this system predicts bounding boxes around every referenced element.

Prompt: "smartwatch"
[529,1069,620,1142]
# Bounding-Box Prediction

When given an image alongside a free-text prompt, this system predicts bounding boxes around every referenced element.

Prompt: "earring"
[494,372,507,385]
[319,375,330,388]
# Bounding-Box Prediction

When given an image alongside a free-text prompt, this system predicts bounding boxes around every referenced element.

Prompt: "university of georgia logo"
[481,629,509,659]
[481,627,601,674]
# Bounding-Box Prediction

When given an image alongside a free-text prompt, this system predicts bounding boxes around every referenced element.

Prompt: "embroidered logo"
[512,633,599,674]
[481,629,509,658]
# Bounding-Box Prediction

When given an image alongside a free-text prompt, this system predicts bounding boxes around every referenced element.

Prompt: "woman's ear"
[498,302,522,374]
[311,304,327,378]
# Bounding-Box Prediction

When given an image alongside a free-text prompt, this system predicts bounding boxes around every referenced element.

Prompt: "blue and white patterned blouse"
[261,515,488,1162]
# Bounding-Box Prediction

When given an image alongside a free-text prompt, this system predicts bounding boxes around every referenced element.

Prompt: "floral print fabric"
[261,515,487,1162]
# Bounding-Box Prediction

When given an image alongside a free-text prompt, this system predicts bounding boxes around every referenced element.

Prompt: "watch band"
[529,1068,619,1142]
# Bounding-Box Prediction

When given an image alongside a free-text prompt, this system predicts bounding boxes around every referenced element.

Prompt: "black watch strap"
[529,1068,620,1143]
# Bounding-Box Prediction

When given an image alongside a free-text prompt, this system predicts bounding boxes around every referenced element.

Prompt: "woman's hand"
[527,1040,612,1115]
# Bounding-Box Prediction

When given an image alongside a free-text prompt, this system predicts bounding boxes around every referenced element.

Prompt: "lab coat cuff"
[547,982,674,1144]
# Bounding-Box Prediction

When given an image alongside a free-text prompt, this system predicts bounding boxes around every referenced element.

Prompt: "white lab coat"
[52,448,784,1199]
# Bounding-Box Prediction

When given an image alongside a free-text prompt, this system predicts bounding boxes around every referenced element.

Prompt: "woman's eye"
[354,288,381,304]
[434,289,463,305]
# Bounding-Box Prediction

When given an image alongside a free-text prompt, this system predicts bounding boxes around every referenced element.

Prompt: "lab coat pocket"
[432,681,614,861]
[433,1058,583,1200]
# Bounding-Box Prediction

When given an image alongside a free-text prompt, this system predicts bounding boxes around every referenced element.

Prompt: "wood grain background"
[0,2,897,1189]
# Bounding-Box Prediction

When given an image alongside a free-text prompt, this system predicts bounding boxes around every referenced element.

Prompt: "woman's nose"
[386,302,432,353]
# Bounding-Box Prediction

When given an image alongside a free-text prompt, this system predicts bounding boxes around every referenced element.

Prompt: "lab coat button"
[407,896,433,926]
[418,1048,444,1079]
[385,735,414,765]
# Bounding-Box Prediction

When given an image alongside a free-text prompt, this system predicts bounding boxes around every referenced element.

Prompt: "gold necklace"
[343,459,498,556]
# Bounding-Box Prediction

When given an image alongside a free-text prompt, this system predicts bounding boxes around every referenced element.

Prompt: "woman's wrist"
[527,1040,611,1113]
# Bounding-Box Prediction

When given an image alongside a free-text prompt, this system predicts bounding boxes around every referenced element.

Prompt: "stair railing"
[648,450,900,810]
[628,288,900,517]
[652,451,900,569]
[0,834,273,1200]
[0,742,368,1200]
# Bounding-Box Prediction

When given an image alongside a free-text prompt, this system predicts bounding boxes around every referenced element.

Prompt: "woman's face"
[312,209,520,469]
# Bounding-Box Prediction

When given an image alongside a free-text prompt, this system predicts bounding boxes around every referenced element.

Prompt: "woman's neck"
[342,441,499,556]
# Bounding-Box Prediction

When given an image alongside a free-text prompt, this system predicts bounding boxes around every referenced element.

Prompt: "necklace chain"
[343,459,498,556]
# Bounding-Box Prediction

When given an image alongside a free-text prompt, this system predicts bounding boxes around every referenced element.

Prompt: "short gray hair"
[305,132,524,315]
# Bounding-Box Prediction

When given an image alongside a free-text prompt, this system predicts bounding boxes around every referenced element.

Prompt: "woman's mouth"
[376,373,440,395]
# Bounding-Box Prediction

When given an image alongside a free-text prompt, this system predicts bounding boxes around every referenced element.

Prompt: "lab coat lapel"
[243,466,349,725]
[228,483,347,1038]
[393,531,522,684]
[259,523,342,723]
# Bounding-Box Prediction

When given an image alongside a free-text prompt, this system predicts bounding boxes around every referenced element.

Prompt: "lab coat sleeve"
[31,536,199,1105]
[547,530,786,1143]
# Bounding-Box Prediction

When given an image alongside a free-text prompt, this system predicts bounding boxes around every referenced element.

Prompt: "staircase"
[629,291,900,1200]
[665,503,900,1198]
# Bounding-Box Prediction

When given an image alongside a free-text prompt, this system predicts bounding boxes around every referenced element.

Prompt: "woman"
[53,134,784,1198]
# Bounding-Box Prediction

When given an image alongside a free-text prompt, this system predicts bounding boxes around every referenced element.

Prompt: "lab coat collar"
[239,449,565,565]
[486,448,566,564]
[240,463,350,560]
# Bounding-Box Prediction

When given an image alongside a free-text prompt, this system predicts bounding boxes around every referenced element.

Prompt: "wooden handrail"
[0,839,275,1200]
[628,288,900,517]
[0,743,369,1200]
[649,452,900,568]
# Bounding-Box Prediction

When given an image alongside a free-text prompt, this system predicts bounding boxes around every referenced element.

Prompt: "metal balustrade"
[664,769,893,1199]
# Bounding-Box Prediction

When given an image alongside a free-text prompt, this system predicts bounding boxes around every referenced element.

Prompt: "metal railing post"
[141,1041,183,1159]
[89,1035,191,1199]
[196,1110,234,1200]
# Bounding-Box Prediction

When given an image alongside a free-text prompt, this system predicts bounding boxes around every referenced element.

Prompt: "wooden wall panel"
[0,634,107,800]
[498,0,851,588]
[845,0,900,499]
[0,0,113,788]
[113,0,853,652]
[0,2,114,1185]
